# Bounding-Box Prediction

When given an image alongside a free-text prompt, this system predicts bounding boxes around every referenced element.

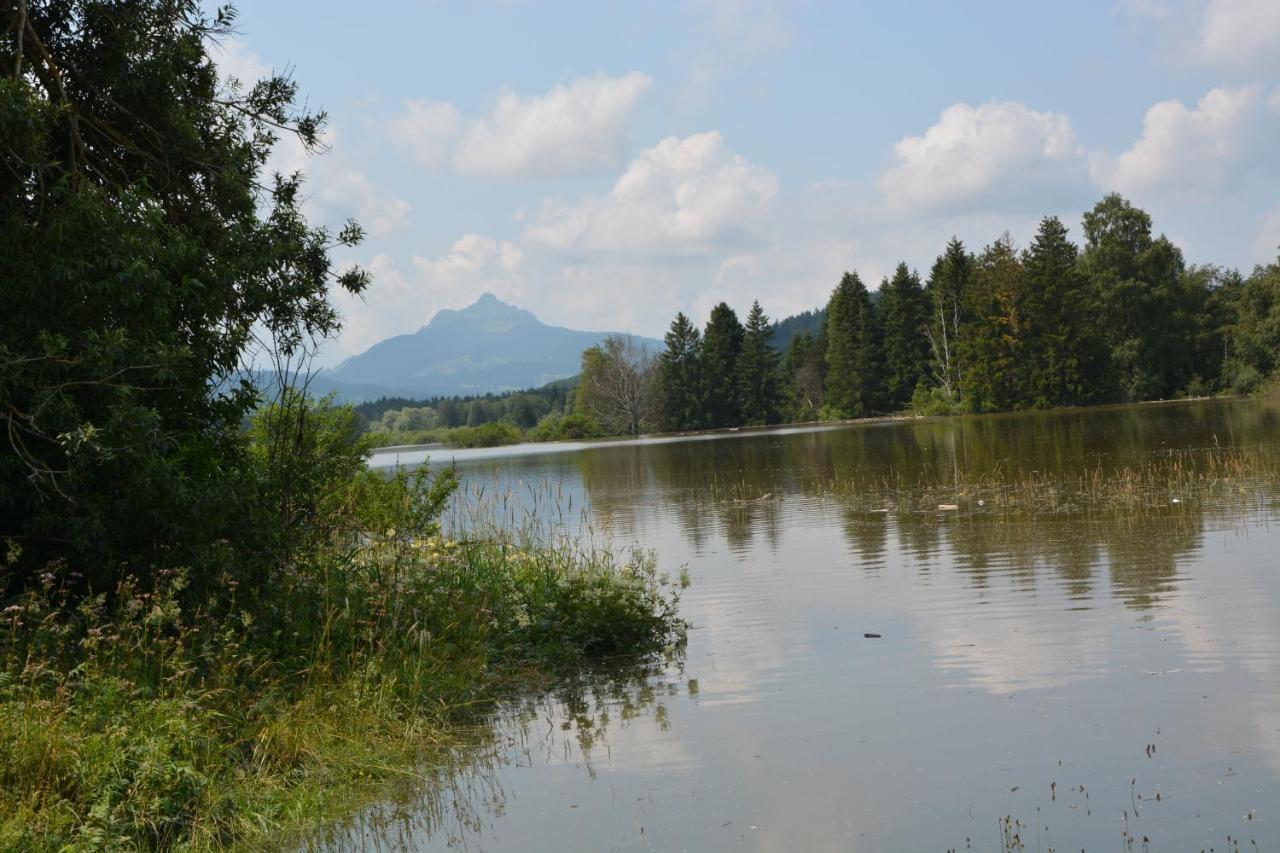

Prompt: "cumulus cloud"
[1090,84,1280,196]
[879,101,1089,215]
[523,131,779,255]
[391,73,652,178]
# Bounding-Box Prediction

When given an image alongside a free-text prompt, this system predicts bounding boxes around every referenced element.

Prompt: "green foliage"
[701,303,745,427]
[735,301,782,425]
[1020,216,1105,408]
[656,312,704,431]
[878,263,930,410]
[924,239,973,406]
[1079,193,1190,401]
[782,330,826,420]
[1,1,366,593]
[960,236,1026,412]
[1224,256,1280,391]
[0,403,681,850]
[824,272,880,417]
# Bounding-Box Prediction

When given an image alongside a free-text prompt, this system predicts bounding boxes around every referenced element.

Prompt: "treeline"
[360,192,1279,447]
[648,194,1280,431]
[355,379,605,446]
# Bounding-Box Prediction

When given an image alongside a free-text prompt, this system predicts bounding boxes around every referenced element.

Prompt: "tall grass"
[0,471,685,850]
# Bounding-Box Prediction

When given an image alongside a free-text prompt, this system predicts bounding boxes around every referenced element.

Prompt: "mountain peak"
[426,293,538,331]
[329,295,662,400]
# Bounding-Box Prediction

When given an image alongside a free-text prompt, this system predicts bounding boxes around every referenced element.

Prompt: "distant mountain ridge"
[324,293,661,401]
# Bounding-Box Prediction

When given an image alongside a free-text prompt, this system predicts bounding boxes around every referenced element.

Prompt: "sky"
[214,0,1280,366]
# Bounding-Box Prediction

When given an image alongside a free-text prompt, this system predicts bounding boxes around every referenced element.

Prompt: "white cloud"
[523,131,779,255]
[1200,0,1280,73]
[1090,84,1280,196]
[1120,0,1280,75]
[272,129,412,238]
[391,73,652,178]
[210,37,271,90]
[390,99,464,170]
[879,101,1089,215]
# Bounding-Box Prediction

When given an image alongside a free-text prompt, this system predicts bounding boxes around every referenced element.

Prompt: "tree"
[735,301,782,425]
[1021,216,1103,408]
[1,1,367,590]
[656,312,704,431]
[1078,194,1189,401]
[701,303,745,427]
[1225,254,1280,390]
[783,331,825,420]
[960,236,1026,412]
[877,263,929,409]
[824,272,879,417]
[575,336,656,435]
[924,239,973,405]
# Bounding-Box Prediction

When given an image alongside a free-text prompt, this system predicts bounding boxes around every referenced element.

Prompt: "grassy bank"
[0,466,685,851]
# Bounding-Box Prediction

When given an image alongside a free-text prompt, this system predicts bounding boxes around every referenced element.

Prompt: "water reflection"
[339,399,1280,851]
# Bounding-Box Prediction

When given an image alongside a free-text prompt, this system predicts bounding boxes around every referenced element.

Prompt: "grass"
[0,500,686,850]
[795,443,1280,519]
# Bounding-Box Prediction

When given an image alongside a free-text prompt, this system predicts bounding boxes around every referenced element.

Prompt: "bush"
[0,396,684,850]
[910,384,966,417]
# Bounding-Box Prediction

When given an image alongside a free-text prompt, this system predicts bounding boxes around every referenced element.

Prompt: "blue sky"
[217,1,1280,364]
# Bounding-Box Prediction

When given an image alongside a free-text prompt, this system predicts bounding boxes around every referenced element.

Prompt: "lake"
[343,398,1280,851]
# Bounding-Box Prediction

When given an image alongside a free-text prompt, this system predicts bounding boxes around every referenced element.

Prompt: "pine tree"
[878,263,930,409]
[960,236,1026,412]
[735,301,782,425]
[1022,216,1101,407]
[824,272,879,417]
[701,303,745,427]
[656,312,704,430]
[924,239,973,406]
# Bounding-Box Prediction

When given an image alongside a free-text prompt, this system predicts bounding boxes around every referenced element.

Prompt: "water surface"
[347,399,1280,851]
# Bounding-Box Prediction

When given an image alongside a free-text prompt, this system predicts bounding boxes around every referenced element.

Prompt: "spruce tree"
[701,303,745,427]
[656,312,704,430]
[824,272,878,417]
[960,236,1026,412]
[878,263,930,409]
[1022,216,1102,407]
[924,239,973,406]
[735,301,782,425]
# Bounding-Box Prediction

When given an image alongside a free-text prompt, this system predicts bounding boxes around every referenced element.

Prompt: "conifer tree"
[1022,216,1102,407]
[824,272,878,417]
[784,331,827,420]
[960,236,1026,412]
[735,301,782,425]
[701,303,745,427]
[924,239,973,406]
[656,312,704,430]
[878,263,930,409]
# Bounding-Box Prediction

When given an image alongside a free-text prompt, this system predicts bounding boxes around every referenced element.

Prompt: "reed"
[0,476,685,851]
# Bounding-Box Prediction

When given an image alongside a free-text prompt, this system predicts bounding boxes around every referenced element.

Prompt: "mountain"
[325,293,661,399]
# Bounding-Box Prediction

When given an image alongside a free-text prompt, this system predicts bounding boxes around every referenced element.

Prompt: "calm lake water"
[343,399,1280,852]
